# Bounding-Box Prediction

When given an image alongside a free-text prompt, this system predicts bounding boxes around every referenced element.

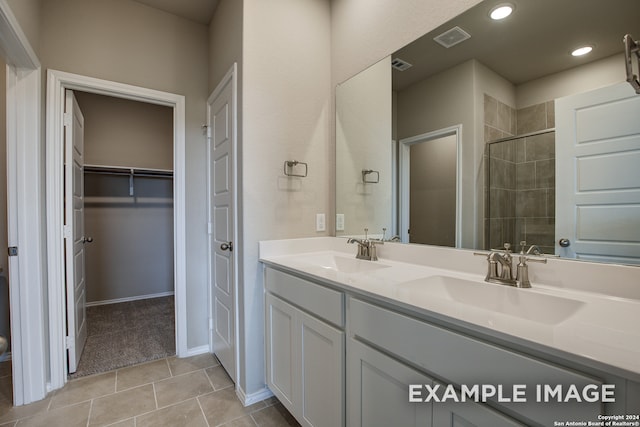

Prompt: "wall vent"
[433,26,471,48]
[391,58,413,71]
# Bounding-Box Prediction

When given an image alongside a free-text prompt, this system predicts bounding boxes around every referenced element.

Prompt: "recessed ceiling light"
[490,3,514,20]
[571,46,593,57]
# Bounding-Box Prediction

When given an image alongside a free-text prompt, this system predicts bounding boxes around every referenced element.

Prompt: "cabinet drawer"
[349,298,602,426]
[266,267,344,327]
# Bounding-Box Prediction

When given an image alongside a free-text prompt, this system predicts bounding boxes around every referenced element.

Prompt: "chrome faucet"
[515,241,548,288]
[347,228,383,261]
[475,242,547,288]
[522,241,542,255]
[380,227,401,242]
[478,243,516,286]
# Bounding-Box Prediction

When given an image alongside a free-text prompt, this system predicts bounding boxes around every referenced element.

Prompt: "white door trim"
[399,124,463,246]
[1,0,46,406]
[206,63,240,387]
[46,69,188,390]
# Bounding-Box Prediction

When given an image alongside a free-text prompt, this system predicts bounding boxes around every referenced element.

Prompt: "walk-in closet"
[71,91,175,378]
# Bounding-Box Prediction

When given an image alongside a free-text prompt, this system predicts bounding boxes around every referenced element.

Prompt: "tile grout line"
[46,394,54,411]
[165,357,173,377]
[196,395,211,427]
[85,398,94,427]
[152,382,159,410]
[203,367,217,391]
[155,394,209,411]
[127,396,212,425]
[249,412,260,427]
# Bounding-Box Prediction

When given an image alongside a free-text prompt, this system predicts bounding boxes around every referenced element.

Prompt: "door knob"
[220,242,233,252]
[558,238,570,247]
[81,236,94,244]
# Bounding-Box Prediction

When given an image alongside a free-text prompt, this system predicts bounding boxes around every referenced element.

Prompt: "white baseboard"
[183,345,209,358]
[85,291,174,307]
[237,385,274,407]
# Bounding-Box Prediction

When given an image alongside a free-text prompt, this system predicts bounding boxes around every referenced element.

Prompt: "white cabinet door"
[265,294,297,413]
[347,338,432,427]
[299,310,344,427]
[266,292,345,427]
[432,397,524,427]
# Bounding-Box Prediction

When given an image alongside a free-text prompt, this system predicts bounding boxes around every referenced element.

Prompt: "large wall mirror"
[335,0,640,265]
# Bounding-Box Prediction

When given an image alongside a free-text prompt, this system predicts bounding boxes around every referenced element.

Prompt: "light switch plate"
[316,213,326,232]
[336,214,345,231]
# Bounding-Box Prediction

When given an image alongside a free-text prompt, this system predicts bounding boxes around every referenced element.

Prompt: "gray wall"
[336,57,392,237]
[76,92,174,170]
[75,92,174,304]
[241,0,332,397]
[5,0,41,56]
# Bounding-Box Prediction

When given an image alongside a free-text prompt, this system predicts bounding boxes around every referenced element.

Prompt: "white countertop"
[259,237,640,382]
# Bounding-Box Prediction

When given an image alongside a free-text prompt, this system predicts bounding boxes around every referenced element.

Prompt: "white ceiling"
[131,0,218,25]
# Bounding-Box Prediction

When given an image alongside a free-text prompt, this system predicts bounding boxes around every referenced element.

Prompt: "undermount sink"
[397,275,585,325]
[295,253,391,274]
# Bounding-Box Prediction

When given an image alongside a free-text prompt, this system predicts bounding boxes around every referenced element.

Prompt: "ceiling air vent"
[433,26,471,48]
[391,58,413,71]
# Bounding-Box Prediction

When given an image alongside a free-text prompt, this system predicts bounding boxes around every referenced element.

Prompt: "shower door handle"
[220,241,233,252]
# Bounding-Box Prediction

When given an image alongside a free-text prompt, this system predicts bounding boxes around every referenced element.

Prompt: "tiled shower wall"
[484,95,556,253]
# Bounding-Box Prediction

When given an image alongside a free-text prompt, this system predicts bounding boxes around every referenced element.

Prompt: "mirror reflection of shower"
[484,95,556,253]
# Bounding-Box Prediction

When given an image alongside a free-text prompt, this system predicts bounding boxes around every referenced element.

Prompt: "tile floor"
[0,354,300,427]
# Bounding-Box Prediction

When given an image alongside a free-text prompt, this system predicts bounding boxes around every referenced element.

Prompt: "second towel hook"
[284,160,308,177]
[362,169,380,183]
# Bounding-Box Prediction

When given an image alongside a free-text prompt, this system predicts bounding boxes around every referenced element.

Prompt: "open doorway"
[66,91,175,378]
[399,125,462,246]
[46,70,187,391]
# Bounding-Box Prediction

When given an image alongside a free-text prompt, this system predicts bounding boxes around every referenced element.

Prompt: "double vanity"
[259,237,640,427]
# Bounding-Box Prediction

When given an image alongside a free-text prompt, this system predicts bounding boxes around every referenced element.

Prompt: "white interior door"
[208,68,236,382]
[556,82,640,263]
[64,90,88,373]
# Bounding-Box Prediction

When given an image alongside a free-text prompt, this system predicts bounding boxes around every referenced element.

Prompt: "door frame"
[399,124,462,246]
[1,0,47,405]
[206,63,239,385]
[46,69,188,390]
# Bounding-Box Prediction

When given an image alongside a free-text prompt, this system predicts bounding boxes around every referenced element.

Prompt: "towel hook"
[284,160,308,177]
[362,169,380,184]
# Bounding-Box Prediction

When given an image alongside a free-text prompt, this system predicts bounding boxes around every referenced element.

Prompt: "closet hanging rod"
[84,164,173,178]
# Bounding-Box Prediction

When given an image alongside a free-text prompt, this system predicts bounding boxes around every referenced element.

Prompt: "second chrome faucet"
[347,228,383,261]
[475,242,547,288]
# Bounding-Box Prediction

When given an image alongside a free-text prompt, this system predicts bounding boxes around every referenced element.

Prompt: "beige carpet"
[70,295,175,379]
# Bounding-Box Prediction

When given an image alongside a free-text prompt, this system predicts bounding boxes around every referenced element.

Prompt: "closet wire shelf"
[84,164,173,196]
